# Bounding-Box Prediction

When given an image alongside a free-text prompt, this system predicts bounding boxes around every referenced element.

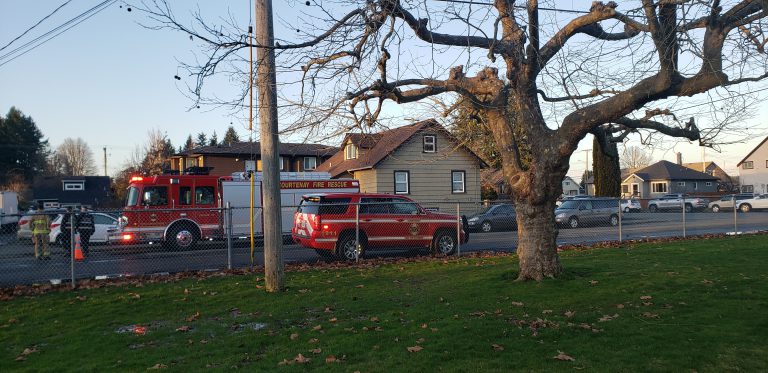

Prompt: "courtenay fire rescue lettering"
[280,180,357,189]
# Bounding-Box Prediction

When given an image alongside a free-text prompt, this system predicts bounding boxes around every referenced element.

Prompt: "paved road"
[1,211,766,287]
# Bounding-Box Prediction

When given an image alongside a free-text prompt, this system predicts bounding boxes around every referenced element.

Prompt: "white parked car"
[736,194,768,213]
[620,199,642,213]
[49,212,119,246]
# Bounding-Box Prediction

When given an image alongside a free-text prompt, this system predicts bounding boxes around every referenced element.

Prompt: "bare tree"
[53,138,97,176]
[138,1,768,280]
[621,146,653,170]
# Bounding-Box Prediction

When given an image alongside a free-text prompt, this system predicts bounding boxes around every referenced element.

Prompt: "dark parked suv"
[554,197,619,228]
[466,204,516,232]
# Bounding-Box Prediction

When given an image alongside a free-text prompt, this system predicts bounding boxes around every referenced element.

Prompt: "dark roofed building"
[32,176,112,208]
[169,142,338,176]
[621,160,718,198]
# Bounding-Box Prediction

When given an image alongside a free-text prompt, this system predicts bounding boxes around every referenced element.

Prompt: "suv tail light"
[51,223,60,229]
[18,218,29,227]
[309,214,321,231]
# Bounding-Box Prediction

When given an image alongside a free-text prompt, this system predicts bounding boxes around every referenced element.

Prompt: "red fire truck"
[110,172,359,249]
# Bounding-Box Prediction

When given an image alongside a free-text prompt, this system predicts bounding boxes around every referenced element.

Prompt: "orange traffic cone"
[74,233,84,261]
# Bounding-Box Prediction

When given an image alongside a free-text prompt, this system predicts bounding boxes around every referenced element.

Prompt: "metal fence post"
[355,203,360,262]
[226,202,232,270]
[681,196,686,238]
[70,211,75,289]
[733,195,738,234]
[618,199,622,243]
[456,203,461,257]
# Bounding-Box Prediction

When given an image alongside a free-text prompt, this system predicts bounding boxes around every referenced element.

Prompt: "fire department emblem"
[409,223,419,236]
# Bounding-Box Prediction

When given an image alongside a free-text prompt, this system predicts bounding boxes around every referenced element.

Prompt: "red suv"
[292,193,468,260]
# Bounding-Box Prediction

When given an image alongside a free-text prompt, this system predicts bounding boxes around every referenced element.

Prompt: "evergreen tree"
[0,107,49,184]
[222,126,240,144]
[184,135,194,151]
[196,132,207,147]
[592,135,621,197]
[209,131,218,146]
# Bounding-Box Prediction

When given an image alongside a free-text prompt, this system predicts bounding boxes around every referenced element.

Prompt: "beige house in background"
[737,136,768,194]
[315,119,486,211]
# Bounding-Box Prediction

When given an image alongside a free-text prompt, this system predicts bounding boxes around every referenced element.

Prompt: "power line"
[0,0,73,53]
[0,0,116,68]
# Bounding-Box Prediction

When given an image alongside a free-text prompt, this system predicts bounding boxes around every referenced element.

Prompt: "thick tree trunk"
[515,198,562,280]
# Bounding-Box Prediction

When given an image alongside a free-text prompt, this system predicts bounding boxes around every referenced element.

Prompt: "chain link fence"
[0,196,766,287]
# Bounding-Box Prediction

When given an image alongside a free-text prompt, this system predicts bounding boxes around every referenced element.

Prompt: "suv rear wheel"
[609,214,619,226]
[740,203,752,213]
[432,230,457,255]
[480,221,493,233]
[684,204,693,213]
[648,204,658,213]
[336,234,364,261]
[568,216,579,229]
[711,204,720,213]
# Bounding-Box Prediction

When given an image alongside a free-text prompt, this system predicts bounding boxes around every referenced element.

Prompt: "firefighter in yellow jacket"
[30,205,51,260]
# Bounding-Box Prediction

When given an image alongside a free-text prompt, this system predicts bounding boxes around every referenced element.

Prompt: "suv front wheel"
[432,231,457,256]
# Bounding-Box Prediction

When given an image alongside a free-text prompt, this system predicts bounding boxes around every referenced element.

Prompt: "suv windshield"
[298,197,351,215]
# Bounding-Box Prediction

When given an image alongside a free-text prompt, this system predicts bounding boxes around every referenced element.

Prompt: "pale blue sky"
[1,0,766,179]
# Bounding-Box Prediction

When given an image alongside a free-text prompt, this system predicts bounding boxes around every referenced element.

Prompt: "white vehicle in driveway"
[49,212,118,245]
[620,199,641,213]
[736,194,768,212]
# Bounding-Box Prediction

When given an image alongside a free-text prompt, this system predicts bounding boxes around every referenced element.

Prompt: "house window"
[621,185,629,194]
[303,156,317,170]
[706,182,712,187]
[742,161,754,169]
[652,182,667,193]
[564,181,571,186]
[345,143,358,160]
[63,181,84,191]
[394,171,409,194]
[451,171,466,193]
[279,157,286,171]
[693,182,698,190]
[677,181,685,187]
[423,135,436,153]
[742,185,754,193]
[766,160,768,168]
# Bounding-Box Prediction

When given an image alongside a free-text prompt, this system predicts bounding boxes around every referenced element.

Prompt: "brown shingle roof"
[629,160,718,181]
[316,119,484,177]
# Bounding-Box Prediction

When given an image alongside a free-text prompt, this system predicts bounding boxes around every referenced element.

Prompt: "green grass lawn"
[1,235,767,372]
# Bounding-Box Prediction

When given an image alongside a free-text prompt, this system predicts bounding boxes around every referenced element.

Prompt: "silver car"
[735,194,768,212]
[708,194,754,212]
[555,198,620,228]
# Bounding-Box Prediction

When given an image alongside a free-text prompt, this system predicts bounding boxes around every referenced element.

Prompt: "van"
[554,197,619,228]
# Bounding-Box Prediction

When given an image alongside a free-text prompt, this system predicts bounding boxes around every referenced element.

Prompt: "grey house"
[621,160,718,198]
[315,119,486,211]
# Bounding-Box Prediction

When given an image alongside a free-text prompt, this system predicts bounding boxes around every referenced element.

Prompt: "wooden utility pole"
[255,0,284,292]
[103,147,107,176]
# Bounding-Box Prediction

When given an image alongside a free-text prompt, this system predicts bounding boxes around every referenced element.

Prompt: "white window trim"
[63,181,85,191]
[303,156,317,170]
[651,181,667,193]
[677,181,686,186]
[743,161,754,169]
[423,135,436,153]
[345,143,358,160]
[742,185,754,193]
[394,171,409,194]
[705,181,712,186]
[451,171,466,193]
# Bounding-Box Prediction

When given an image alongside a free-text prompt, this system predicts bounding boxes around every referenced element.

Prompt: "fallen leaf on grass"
[176,325,191,332]
[278,353,312,365]
[492,344,504,351]
[290,333,299,340]
[421,323,428,329]
[642,312,659,319]
[355,285,364,288]
[640,295,653,300]
[310,348,322,354]
[598,314,619,322]
[15,347,38,361]
[147,363,167,369]
[76,296,87,301]
[325,355,339,363]
[702,279,714,284]
[564,310,575,318]
[370,316,379,322]
[616,304,625,309]
[128,292,141,299]
[298,289,309,293]
[553,351,575,361]
[309,338,319,343]
[542,310,553,314]
[589,280,599,285]
[407,346,424,353]
[312,325,322,331]
[510,301,524,307]
[329,317,338,323]
[185,311,200,322]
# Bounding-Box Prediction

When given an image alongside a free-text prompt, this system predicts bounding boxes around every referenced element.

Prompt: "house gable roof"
[736,136,768,167]
[627,160,718,181]
[32,176,112,207]
[173,142,338,158]
[315,119,485,177]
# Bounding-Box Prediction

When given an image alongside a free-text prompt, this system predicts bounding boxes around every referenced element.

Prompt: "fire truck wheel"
[432,230,457,256]
[168,224,198,250]
[336,234,365,261]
